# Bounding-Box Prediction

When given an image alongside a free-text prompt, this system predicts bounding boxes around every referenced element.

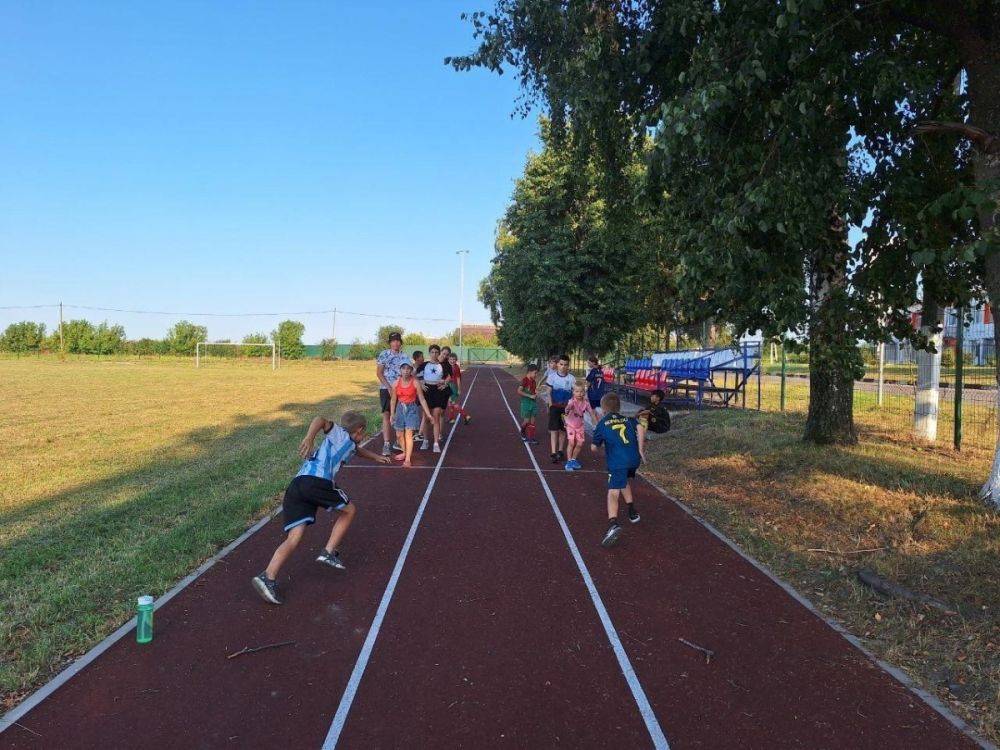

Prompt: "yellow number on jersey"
[612,424,629,444]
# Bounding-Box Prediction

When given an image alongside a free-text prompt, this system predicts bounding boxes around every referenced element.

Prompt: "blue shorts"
[607,466,638,490]
[393,401,422,431]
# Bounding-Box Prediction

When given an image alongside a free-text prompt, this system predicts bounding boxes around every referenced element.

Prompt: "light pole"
[457,250,469,354]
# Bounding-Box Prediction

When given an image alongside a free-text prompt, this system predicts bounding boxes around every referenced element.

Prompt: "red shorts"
[565,422,585,443]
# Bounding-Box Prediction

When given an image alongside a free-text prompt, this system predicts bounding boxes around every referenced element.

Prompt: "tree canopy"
[450,0,999,450]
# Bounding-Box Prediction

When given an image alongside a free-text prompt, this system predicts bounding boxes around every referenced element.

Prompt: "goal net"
[195,341,278,369]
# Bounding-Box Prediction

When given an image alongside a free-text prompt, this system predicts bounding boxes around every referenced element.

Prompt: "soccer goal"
[195,341,279,370]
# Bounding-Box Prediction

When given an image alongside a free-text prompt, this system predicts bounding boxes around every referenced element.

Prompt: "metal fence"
[754,340,997,450]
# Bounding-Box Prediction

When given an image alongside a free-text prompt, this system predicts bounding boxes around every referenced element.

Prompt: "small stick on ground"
[807,547,886,556]
[14,722,42,738]
[226,640,296,660]
[678,638,714,664]
[855,568,956,614]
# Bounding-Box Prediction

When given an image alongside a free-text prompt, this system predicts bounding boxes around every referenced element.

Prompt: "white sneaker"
[420,438,430,450]
[381,444,392,457]
[432,442,441,453]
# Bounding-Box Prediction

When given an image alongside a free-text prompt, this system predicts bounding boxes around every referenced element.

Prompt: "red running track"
[0,366,982,749]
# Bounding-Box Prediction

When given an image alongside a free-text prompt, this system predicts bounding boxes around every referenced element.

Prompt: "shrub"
[0,321,46,353]
[272,320,305,360]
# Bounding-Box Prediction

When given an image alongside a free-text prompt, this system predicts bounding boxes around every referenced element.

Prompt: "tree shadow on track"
[1,393,377,710]
[639,405,1000,745]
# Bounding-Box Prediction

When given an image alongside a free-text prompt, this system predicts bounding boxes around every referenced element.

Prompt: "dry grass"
[643,406,1000,745]
[0,357,379,709]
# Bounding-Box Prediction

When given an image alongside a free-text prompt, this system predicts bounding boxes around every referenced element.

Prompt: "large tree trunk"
[913,301,943,441]
[965,49,1000,509]
[804,235,858,444]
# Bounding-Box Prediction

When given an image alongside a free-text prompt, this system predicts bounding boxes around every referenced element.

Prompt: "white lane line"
[322,367,481,749]
[341,465,605,474]
[489,367,670,750]
[0,431,388,738]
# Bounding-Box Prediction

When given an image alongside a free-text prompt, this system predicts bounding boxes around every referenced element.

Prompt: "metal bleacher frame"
[612,342,762,409]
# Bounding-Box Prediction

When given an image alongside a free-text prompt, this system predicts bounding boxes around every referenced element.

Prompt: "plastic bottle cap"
[137,595,154,606]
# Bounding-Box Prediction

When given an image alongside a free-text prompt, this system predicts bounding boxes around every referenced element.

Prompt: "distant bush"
[347,339,378,360]
[166,321,207,356]
[272,320,305,360]
[319,338,338,360]
[0,321,46,353]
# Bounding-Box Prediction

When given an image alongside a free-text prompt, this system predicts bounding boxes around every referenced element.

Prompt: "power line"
[1,303,493,327]
[0,303,462,323]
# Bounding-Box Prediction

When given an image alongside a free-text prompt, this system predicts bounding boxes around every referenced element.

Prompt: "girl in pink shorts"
[564,383,598,471]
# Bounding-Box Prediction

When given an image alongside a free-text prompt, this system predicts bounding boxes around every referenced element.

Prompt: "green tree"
[402,332,427,345]
[165,320,207,356]
[91,322,126,355]
[242,332,271,358]
[271,320,305,360]
[61,320,97,354]
[375,324,405,346]
[450,1,995,448]
[0,321,46,353]
[480,121,645,360]
[319,337,338,360]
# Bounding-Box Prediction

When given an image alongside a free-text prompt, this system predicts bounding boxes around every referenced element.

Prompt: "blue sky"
[0,1,539,343]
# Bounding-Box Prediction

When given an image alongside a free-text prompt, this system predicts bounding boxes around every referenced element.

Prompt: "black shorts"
[282,475,350,532]
[380,389,391,413]
[548,404,567,432]
[424,384,451,410]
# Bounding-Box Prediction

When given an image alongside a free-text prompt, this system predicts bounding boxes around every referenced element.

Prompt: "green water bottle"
[136,595,154,644]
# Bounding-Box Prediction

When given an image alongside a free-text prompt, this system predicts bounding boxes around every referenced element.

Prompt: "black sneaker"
[627,504,640,524]
[556,450,565,462]
[601,521,622,548]
[415,433,425,443]
[316,550,346,570]
[252,573,282,605]
[464,415,472,425]
[551,452,560,464]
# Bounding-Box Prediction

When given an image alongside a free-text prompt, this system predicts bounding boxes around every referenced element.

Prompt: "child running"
[563,383,598,471]
[252,411,390,605]
[591,392,646,548]
[446,352,472,425]
[389,362,433,467]
[518,363,539,444]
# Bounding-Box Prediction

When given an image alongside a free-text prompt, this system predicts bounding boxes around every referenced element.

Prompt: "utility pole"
[59,302,65,360]
[332,308,337,343]
[457,250,469,355]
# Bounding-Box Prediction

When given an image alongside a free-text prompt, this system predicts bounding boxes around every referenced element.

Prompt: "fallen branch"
[226,640,296,660]
[855,568,956,614]
[678,638,714,664]
[807,547,886,556]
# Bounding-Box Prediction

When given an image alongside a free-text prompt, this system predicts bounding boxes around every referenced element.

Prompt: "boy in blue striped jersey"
[252,411,390,605]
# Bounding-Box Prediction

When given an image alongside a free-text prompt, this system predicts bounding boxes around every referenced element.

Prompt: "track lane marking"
[321,367,482,749]
[489,366,670,750]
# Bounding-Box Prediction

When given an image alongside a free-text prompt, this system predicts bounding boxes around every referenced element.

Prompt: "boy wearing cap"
[376,331,412,456]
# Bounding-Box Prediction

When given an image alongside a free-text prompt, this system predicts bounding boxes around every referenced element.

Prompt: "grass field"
[643,408,1000,744]
[748,376,998,450]
[0,357,380,710]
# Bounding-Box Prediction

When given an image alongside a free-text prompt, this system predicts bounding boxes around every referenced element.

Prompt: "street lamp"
[457,250,469,352]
